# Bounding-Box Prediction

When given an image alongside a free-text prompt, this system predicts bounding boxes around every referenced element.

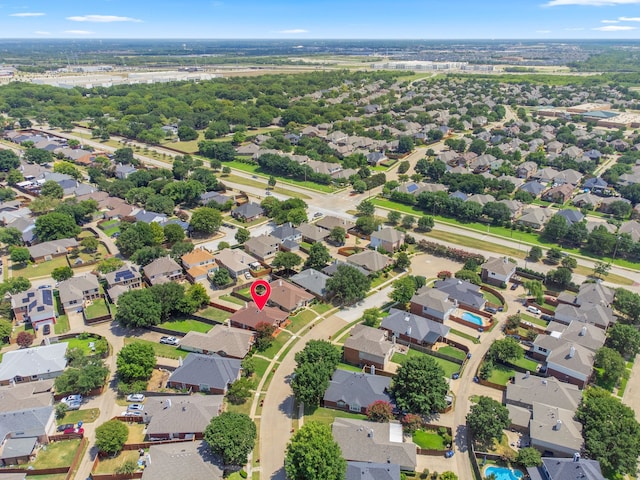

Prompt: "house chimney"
[569,345,575,358]
[555,420,562,431]
[524,370,530,378]
[279,280,282,287]
[406,326,412,336]
[368,429,374,438]
[580,326,587,336]
[573,452,581,462]
[165,399,172,409]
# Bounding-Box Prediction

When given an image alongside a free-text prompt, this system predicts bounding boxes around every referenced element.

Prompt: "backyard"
[412,429,449,450]
[98,219,121,237]
[391,348,461,378]
[11,255,69,280]
[197,307,233,323]
[304,406,366,425]
[93,450,141,475]
[486,363,516,386]
[123,338,183,360]
[28,439,81,469]
[84,298,111,319]
[61,408,100,425]
[159,318,213,334]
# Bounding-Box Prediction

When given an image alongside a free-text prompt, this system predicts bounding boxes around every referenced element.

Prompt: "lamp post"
[611,235,622,265]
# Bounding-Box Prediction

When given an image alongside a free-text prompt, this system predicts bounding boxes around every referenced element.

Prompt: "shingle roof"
[27,238,78,259]
[322,260,368,277]
[297,223,330,242]
[433,278,485,309]
[506,373,581,411]
[410,289,454,316]
[344,324,395,358]
[481,257,516,276]
[0,437,37,460]
[142,441,223,480]
[345,461,400,480]
[58,274,99,306]
[104,266,141,287]
[180,325,253,359]
[215,248,253,273]
[323,370,392,409]
[268,279,314,311]
[381,308,450,344]
[530,403,583,453]
[0,343,68,382]
[347,250,392,272]
[143,256,182,279]
[229,302,288,330]
[528,457,605,480]
[144,395,223,438]
[290,268,330,297]
[0,406,53,445]
[370,227,404,244]
[232,202,264,219]
[167,353,241,392]
[547,342,594,377]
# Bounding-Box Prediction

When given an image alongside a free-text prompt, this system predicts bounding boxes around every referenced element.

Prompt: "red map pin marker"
[250,279,271,311]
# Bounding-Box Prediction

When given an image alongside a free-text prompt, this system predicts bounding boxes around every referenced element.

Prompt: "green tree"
[115,289,162,328]
[594,346,626,389]
[80,236,99,253]
[235,228,250,244]
[0,319,12,343]
[95,420,129,455]
[268,175,276,189]
[489,337,524,364]
[285,422,346,480]
[361,307,383,327]
[35,212,80,241]
[592,261,611,279]
[116,342,156,383]
[467,396,510,445]
[204,412,257,466]
[189,207,222,234]
[543,214,569,242]
[227,377,254,404]
[391,355,448,415]
[390,275,418,304]
[439,473,458,480]
[546,267,572,288]
[96,257,124,274]
[401,215,415,229]
[356,216,380,235]
[0,227,24,247]
[614,288,640,323]
[326,264,371,304]
[328,226,346,245]
[395,251,411,270]
[356,199,375,216]
[353,180,367,193]
[0,150,19,171]
[10,246,30,265]
[40,180,64,199]
[606,323,640,357]
[304,242,332,270]
[523,280,544,304]
[272,251,303,273]
[515,447,542,467]
[387,210,401,225]
[53,161,82,179]
[54,360,109,395]
[397,135,414,154]
[163,223,185,245]
[24,148,53,165]
[577,388,640,476]
[51,266,73,282]
[561,256,578,269]
[291,361,330,406]
[417,215,434,232]
[211,268,232,287]
[254,322,277,351]
[528,246,543,262]
[6,169,24,186]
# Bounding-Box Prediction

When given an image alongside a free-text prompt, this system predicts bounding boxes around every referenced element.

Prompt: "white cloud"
[66,15,142,23]
[536,29,552,33]
[277,29,308,34]
[34,31,50,35]
[601,19,620,22]
[619,16,640,21]
[544,0,640,5]
[593,24,636,30]
[9,12,45,17]
[64,30,94,34]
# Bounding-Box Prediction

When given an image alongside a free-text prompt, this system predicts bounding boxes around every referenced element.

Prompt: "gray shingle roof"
[346,461,400,480]
[528,457,605,480]
[323,370,392,409]
[290,268,330,297]
[381,308,450,345]
[0,343,68,382]
[433,278,485,309]
[167,353,241,392]
[142,441,223,480]
[144,395,223,438]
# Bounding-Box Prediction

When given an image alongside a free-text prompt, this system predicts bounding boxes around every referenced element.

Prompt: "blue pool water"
[461,311,484,326]
[484,466,524,480]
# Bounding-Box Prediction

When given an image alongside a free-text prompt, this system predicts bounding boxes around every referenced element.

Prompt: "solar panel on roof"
[406,184,418,193]
[42,289,53,306]
[37,306,44,312]
[28,301,36,311]
[115,270,134,281]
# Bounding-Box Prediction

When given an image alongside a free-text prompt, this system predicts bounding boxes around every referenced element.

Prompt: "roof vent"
[554,420,562,431]
[569,345,576,358]
[580,326,587,336]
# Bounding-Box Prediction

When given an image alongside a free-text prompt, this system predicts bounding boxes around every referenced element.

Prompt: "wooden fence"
[64,437,87,480]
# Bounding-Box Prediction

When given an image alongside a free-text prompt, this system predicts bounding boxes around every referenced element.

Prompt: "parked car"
[445,450,455,458]
[127,404,144,412]
[63,427,84,435]
[159,336,179,346]
[65,401,82,411]
[510,283,519,290]
[126,394,145,403]
[244,272,252,280]
[451,372,460,380]
[57,423,74,432]
[43,324,51,335]
[61,395,82,405]
[484,306,497,314]
[313,212,323,218]
[526,306,541,315]
[541,314,554,322]
[122,411,143,417]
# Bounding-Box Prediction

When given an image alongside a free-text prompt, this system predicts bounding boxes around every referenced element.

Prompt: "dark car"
[510,283,519,290]
[57,423,74,432]
[541,314,554,322]
[484,306,497,314]
[43,324,51,335]
[445,450,455,458]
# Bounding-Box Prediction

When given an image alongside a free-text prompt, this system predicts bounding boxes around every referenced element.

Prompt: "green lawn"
[94,450,141,474]
[304,406,366,425]
[288,309,317,333]
[252,356,271,381]
[226,160,336,193]
[54,315,69,334]
[311,303,333,315]
[487,364,516,386]
[161,318,212,334]
[392,349,460,377]
[29,439,81,469]
[450,328,481,344]
[62,408,100,424]
[123,337,183,360]
[72,242,109,264]
[227,215,269,228]
[219,294,246,306]
[413,430,447,450]
[483,291,503,307]
[224,173,311,200]
[438,345,467,361]
[99,219,121,237]
[337,362,364,373]
[197,307,232,323]
[509,356,539,371]
[521,313,548,327]
[61,337,105,355]
[11,256,69,279]
[84,298,110,319]
[259,331,292,359]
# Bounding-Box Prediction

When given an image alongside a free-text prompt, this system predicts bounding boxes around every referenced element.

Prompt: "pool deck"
[483,465,524,480]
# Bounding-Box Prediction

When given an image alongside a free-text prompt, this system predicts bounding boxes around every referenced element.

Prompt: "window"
[349,403,361,412]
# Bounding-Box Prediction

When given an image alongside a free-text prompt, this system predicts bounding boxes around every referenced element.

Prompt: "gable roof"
[410,289,455,315]
[229,302,288,330]
[481,257,516,276]
[344,324,394,358]
[244,234,281,258]
[316,216,355,232]
[142,441,223,480]
[180,325,254,359]
[381,308,450,344]
[323,370,392,409]
[528,457,605,480]
[0,343,68,382]
[506,373,581,411]
[143,256,182,279]
[215,248,254,273]
[181,248,216,267]
[370,227,404,244]
[144,395,223,438]
[270,222,301,241]
[58,273,99,305]
[27,238,78,259]
[347,250,393,272]
[269,279,314,310]
[290,268,330,297]
[297,223,330,242]
[346,461,400,480]
[530,402,583,453]
[167,353,241,391]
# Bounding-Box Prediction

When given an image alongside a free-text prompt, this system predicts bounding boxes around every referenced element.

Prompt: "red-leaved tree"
[16,331,34,348]
[366,400,394,422]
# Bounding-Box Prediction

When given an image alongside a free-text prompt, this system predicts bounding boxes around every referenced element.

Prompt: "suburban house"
[323,260,368,277]
[529,403,584,457]
[10,287,56,331]
[166,353,241,394]
[268,279,315,312]
[0,343,68,385]
[231,202,264,222]
[553,304,614,330]
[114,163,137,179]
[228,302,289,331]
[0,406,55,465]
[346,462,400,480]
[0,381,54,414]
[347,250,393,273]
[480,257,516,286]
[545,342,595,388]
[527,457,606,480]
[556,209,584,225]
[544,321,606,352]
[27,238,78,263]
[366,152,387,166]
[290,268,330,298]
[180,325,254,359]
[143,256,184,286]
[542,184,574,204]
[506,374,581,413]
[315,216,355,233]
[215,248,254,279]
[557,282,614,308]
[518,181,547,199]
[58,274,101,313]
[332,418,417,472]
[270,223,301,251]
[142,395,223,441]
[369,227,405,252]
[104,266,142,304]
[409,289,457,323]
[297,223,330,243]
[322,370,392,414]
[381,308,450,346]
[343,324,396,371]
[517,161,538,179]
[141,441,223,480]
[244,234,281,261]
[199,191,230,208]
[517,207,553,230]
[433,279,486,310]
[181,248,218,282]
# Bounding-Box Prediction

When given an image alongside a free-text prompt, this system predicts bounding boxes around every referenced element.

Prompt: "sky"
[3,0,640,39]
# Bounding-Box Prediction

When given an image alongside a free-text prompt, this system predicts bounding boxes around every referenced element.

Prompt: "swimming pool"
[461,311,484,326]
[484,466,524,480]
